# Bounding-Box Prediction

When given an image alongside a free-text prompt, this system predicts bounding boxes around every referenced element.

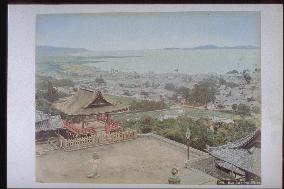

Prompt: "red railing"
[63,121,97,135]
[105,121,121,133]
[64,114,121,135]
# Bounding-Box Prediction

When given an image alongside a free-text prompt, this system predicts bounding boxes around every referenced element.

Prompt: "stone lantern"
[168,168,181,184]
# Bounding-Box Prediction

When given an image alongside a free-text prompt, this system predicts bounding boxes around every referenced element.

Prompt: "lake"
[76,49,260,74]
[37,48,260,75]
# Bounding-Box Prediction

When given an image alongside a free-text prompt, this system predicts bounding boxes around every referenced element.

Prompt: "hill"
[192,45,259,50]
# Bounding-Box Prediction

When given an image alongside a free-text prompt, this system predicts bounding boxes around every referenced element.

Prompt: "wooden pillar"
[106,113,110,124]
[81,115,85,129]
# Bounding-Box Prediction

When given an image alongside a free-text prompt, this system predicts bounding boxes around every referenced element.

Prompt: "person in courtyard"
[87,152,100,178]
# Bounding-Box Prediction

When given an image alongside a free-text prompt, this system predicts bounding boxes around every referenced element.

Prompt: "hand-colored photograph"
[35,11,261,185]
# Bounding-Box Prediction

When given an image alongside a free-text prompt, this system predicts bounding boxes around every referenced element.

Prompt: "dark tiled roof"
[36,111,50,123]
[207,130,260,151]
[35,112,64,132]
[207,130,261,176]
[211,148,260,176]
[215,160,245,175]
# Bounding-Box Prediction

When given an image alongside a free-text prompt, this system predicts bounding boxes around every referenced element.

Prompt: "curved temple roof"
[207,130,261,177]
[53,88,128,115]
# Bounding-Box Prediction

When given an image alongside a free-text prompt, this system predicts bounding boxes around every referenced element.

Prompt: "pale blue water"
[75,48,260,74]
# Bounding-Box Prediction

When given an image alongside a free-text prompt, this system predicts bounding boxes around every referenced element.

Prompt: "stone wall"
[59,130,137,151]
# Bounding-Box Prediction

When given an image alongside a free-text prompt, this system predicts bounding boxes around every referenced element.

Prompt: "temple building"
[55,88,128,116]
[54,88,128,134]
[207,130,261,184]
[53,88,132,150]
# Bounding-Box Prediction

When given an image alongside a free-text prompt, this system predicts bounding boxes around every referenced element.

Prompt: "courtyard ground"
[36,136,217,184]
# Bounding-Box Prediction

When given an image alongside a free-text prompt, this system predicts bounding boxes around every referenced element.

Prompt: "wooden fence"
[59,130,137,151]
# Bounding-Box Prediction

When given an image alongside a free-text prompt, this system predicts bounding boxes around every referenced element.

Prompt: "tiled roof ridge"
[79,87,96,93]
[207,129,260,151]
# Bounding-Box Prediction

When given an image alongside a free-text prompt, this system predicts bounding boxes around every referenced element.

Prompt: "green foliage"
[243,70,252,84]
[36,97,63,115]
[232,104,238,112]
[213,119,256,146]
[140,91,149,97]
[129,100,167,111]
[177,87,191,101]
[179,80,217,106]
[225,82,239,88]
[53,79,74,87]
[251,106,261,114]
[161,129,184,143]
[237,103,251,116]
[46,81,59,102]
[36,75,74,90]
[219,77,239,88]
[117,114,256,151]
[164,83,177,91]
[219,78,226,86]
[95,77,105,84]
[226,70,239,74]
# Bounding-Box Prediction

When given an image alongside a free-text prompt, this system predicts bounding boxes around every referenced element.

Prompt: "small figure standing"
[168,167,181,184]
[87,152,101,178]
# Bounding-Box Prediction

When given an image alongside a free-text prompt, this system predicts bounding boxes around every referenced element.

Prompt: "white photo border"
[7,4,283,188]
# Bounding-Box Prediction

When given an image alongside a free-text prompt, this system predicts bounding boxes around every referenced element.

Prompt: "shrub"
[129,100,167,111]
[95,77,105,84]
[237,104,251,116]
[164,83,176,91]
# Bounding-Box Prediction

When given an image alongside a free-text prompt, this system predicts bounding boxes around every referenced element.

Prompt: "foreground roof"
[210,147,261,176]
[215,160,245,175]
[36,111,50,123]
[36,111,64,132]
[53,88,128,115]
[207,130,260,151]
[207,130,261,176]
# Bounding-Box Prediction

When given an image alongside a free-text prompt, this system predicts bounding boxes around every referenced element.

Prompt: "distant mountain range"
[191,45,259,50]
[36,46,89,56]
[164,45,259,50]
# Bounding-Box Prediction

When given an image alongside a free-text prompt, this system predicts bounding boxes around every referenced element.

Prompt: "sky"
[36,11,260,51]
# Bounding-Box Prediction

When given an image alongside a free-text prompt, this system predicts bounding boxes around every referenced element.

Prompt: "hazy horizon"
[36,44,260,52]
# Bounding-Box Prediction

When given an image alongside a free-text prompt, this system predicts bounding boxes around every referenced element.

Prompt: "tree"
[219,78,226,86]
[129,100,167,111]
[140,116,154,133]
[243,70,252,84]
[251,106,261,114]
[232,104,238,112]
[140,91,149,97]
[164,83,176,91]
[162,129,183,143]
[36,97,62,115]
[95,77,105,85]
[226,70,239,74]
[187,81,217,106]
[46,81,58,102]
[177,87,191,102]
[237,104,251,116]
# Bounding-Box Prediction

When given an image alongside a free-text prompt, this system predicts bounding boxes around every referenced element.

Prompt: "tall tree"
[46,81,58,102]
[186,80,217,106]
